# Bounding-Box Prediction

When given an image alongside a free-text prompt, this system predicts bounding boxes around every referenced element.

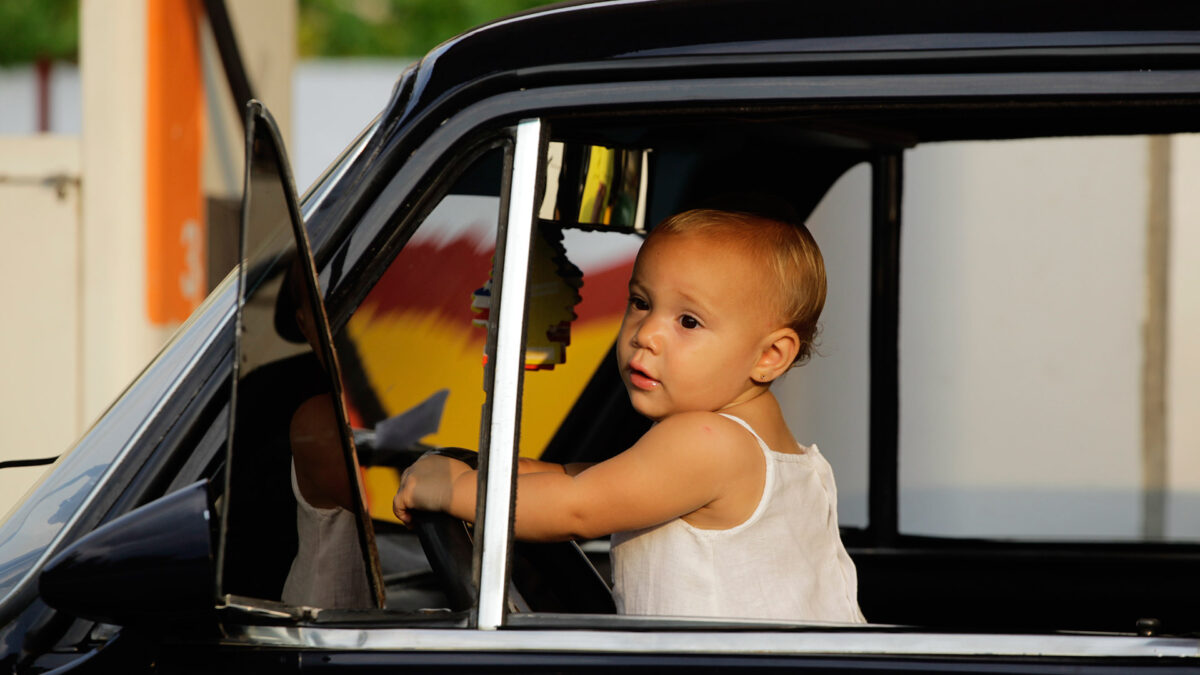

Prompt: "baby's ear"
[755,328,800,383]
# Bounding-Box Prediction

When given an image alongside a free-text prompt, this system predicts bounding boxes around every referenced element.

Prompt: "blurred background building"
[0,0,553,514]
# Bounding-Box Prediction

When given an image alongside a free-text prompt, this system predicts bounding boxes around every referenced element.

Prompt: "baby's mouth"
[628,366,659,391]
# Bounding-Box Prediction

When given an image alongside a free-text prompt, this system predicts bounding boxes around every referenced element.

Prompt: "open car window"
[471,112,1200,637]
[776,161,872,529]
[899,134,1200,544]
[494,125,880,626]
[342,145,504,503]
[218,102,383,610]
[337,141,506,614]
[221,108,1199,644]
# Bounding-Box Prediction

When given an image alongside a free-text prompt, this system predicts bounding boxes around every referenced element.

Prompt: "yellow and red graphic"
[344,224,634,521]
[471,227,584,370]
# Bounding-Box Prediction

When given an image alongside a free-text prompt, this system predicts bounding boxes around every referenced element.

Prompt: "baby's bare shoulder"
[641,411,757,460]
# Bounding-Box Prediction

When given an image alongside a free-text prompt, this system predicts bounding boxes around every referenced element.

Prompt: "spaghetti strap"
[717,412,810,457]
[716,413,772,456]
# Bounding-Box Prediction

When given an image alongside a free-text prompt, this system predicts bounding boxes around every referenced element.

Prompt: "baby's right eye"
[628,296,649,311]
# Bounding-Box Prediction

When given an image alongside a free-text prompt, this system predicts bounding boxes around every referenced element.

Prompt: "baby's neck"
[716,383,773,414]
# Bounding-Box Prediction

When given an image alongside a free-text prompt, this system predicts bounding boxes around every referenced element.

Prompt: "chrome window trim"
[225,625,1200,658]
[476,118,543,630]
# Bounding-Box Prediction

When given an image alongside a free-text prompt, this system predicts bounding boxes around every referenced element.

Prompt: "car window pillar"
[473,118,547,629]
[868,150,902,546]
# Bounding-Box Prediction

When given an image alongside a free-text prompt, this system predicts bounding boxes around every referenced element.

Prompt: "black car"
[2,0,1199,672]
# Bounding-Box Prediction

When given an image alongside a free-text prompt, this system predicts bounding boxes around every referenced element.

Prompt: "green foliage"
[0,0,558,65]
[0,0,79,65]
[298,0,559,58]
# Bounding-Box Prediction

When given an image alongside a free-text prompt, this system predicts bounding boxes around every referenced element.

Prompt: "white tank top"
[610,414,865,623]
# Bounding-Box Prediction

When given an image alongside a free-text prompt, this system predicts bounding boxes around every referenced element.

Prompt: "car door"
[217,101,385,612]
[231,41,1200,668]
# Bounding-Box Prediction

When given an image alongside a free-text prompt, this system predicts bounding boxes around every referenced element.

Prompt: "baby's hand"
[393,454,472,526]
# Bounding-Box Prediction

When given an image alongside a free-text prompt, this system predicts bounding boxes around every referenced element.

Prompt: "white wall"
[778,163,873,528]
[900,138,1147,539]
[292,59,408,191]
[0,137,81,516]
[0,0,297,520]
[0,64,81,134]
[79,0,175,424]
[1167,135,1200,538]
[0,58,406,189]
[779,135,1200,541]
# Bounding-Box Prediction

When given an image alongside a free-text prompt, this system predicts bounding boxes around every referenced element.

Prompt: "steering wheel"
[408,447,615,614]
[407,447,477,611]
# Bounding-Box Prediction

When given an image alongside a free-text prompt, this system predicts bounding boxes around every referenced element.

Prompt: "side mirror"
[39,481,216,627]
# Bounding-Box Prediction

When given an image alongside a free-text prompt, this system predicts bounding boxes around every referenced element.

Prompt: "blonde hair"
[648,208,826,366]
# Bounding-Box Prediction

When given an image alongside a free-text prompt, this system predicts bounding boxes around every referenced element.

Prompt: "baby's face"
[616,230,781,420]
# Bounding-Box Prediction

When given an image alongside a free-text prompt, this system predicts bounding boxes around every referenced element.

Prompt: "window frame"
[474,118,547,628]
[297,63,1200,655]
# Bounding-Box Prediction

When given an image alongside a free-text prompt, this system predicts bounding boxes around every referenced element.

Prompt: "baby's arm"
[393,412,751,541]
[517,457,594,476]
[391,456,596,525]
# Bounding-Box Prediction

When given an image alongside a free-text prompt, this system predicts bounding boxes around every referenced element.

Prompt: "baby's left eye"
[679,315,700,329]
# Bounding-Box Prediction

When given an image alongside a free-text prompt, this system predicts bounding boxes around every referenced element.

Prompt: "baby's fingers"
[394,508,412,528]
[393,469,414,528]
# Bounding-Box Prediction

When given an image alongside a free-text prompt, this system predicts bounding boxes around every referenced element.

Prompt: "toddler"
[394,208,864,623]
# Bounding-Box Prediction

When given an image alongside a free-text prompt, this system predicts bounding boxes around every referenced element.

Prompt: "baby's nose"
[631,318,663,352]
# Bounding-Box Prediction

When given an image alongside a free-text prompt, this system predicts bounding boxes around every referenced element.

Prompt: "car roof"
[399,0,1200,119]
[346,0,1200,191]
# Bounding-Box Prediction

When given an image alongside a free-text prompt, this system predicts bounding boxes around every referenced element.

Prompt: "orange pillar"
[145,0,206,324]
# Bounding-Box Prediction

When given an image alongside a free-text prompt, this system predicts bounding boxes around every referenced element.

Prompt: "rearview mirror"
[539,141,649,232]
